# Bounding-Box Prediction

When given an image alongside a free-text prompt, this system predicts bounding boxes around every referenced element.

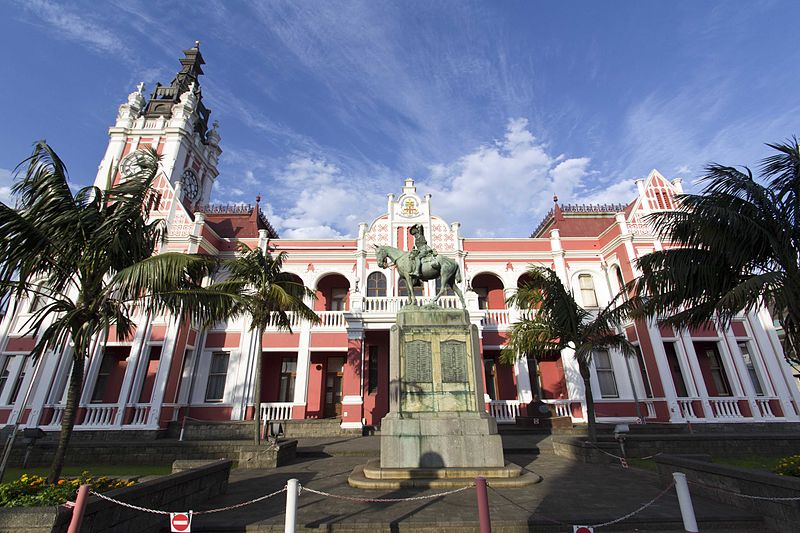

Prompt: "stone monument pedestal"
[349,306,538,488]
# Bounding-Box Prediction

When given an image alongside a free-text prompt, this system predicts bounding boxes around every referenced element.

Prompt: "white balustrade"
[80,404,117,427]
[756,398,780,418]
[264,311,302,330]
[488,400,521,423]
[261,402,293,421]
[44,404,65,427]
[709,397,745,419]
[315,311,347,329]
[677,398,701,420]
[542,399,574,418]
[482,310,511,328]
[362,296,460,313]
[644,400,657,419]
[128,404,151,426]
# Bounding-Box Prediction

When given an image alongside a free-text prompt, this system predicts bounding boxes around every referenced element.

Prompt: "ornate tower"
[93,42,221,210]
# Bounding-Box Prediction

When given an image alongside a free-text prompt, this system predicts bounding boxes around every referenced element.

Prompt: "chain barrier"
[301,483,474,502]
[586,481,675,529]
[89,486,287,515]
[688,480,800,501]
[584,441,662,467]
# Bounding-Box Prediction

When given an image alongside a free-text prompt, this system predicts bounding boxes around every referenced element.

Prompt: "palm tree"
[501,266,637,442]
[208,244,318,444]
[0,142,234,482]
[634,138,800,367]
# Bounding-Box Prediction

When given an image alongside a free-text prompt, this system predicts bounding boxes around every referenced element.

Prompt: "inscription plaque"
[405,340,432,383]
[440,340,467,382]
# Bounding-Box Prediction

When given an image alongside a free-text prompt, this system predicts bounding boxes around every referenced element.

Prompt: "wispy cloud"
[0,168,14,205]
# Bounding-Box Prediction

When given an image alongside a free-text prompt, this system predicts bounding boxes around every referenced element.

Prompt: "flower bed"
[0,472,135,508]
[773,453,800,477]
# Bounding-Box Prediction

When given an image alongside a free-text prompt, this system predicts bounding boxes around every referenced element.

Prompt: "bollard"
[67,484,90,533]
[285,478,300,533]
[475,477,491,533]
[672,472,699,532]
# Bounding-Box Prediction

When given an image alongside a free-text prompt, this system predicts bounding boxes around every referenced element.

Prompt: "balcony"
[362,296,461,313]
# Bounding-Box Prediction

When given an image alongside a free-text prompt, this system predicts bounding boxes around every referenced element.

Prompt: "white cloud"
[20,0,133,61]
[418,118,596,237]
[582,179,637,206]
[268,155,383,239]
[0,168,13,205]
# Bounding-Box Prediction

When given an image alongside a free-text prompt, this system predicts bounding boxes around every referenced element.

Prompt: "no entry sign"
[573,527,594,533]
[170,512,192,532]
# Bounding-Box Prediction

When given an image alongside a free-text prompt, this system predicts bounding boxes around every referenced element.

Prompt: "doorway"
[324,356,345,418]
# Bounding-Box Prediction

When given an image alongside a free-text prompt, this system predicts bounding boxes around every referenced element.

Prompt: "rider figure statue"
[409,224,438,282]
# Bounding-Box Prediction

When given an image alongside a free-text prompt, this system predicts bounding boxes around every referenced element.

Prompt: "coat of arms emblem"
[400,197,420,217]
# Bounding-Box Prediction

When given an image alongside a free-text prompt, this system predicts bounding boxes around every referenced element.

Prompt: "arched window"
[398,278,423,297]
[578,274,598,307]
[612,265,628,300]
[366,272,387,297]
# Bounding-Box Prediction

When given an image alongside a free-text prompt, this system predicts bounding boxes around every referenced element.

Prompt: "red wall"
[138,346,162,403]
[306,354,326,418]
[364,331,390,426]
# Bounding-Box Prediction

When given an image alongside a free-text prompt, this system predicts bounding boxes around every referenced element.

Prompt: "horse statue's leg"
[432,272,446,303]
[404,273,417,305]
[451,280,466,309]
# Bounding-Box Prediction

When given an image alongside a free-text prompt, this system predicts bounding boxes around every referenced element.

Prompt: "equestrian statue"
[374,223,466,308]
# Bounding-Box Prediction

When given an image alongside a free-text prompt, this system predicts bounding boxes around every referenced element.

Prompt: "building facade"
[1,45,799,433]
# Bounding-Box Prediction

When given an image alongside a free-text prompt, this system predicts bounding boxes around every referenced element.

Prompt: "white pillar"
[677,331,713,419]
[291,320,313,417]
[514,357,534,404]
[645,324,683,422]
[718,324,762,420]
[750,310,800,419]
[145,317,181,428]
[113,313,152,426]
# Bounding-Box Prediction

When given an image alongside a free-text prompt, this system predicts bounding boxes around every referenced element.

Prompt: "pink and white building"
[1,45,799,434]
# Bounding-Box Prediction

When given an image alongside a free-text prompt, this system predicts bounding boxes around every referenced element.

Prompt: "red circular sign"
[574,528,592,533]
[171,513,190,532]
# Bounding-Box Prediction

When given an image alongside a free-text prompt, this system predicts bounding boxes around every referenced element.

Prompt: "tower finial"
[553,194,559,203]
[136,82,145,94]
[195,40,200,49]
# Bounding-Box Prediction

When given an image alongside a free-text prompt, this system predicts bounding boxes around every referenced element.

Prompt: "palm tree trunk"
[579,362,597,443]
[252,329,263,445]
[48,353,85,483]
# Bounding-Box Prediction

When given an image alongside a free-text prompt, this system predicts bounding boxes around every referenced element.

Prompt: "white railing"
[677,398,701,420]
[44,404,65,427]
[362,296,460,313]
[315,311,347,329]
[481,310,511,328]
[542,399,574,418]
[643,400,657,419]
[128,404,151,426]
[488,400,520,423]
[80,404,117,427]
[261,402,293,421]
[709,397,745,419]
[756,397,780,418]
[264,312,302,330]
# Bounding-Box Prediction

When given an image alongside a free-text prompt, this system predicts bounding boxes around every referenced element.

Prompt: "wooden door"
[324,357,345,418]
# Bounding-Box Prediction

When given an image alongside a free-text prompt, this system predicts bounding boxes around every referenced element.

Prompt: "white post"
[284,478,300,533]
[672,472,699,532]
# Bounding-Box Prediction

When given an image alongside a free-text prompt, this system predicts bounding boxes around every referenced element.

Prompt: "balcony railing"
[316,311,347,329]
[709,397,745,419]
[81,404,118,427]
[541,399,577,418]
[362,296,460,313]
[481,310,511,328]
[488,400,520,423]
[755,397,782,418]
[260,402,293,421]
[128,404,152,426]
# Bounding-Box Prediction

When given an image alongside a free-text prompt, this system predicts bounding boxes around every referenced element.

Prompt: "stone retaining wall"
[655,454,800,532]
[6,438,297,468]
[0,459,232,533]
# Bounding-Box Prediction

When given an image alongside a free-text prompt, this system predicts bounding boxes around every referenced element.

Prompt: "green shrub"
[773,454,800,477]
[0,471,135,508]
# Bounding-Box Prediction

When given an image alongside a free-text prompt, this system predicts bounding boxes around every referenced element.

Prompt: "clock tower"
[93,42,221,210]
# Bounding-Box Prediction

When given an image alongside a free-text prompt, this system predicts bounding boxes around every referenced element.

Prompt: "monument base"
[348,459,541,489]
[380,412,504,468]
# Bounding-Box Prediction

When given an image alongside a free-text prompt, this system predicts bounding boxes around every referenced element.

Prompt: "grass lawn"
[3,465,171,481]
[714,455,783,473]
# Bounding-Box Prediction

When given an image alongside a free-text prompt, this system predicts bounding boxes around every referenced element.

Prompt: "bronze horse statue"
[374,244,466,308]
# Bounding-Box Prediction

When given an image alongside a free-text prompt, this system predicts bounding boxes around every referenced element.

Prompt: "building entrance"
[324,357,345,418]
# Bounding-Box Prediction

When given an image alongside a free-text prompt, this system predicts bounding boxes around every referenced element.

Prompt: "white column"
[750,310,800,420]
[145,317,181,428]
[718,325,761,420]
[645,324,683,422]
[514,357,533,404]
[26,351,63,427]
[79,332,108,405]
[113,313,152,426]
[560,347,586,421]
[291,320,313,417]
[677,331,712,418]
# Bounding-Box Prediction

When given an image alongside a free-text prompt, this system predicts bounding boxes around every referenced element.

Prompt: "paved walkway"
[187,442,767,532]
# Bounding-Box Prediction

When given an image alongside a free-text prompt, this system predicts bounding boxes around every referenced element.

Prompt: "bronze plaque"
[440,340,467,382]
[405,340,432,383]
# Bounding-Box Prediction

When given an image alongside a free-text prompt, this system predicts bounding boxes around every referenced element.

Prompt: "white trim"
[342,395,363,405]
[340,421,363,429]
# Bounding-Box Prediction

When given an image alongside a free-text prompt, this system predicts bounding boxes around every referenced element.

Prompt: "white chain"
[301,483,473,502]
[587,481,675,528]
[89,486,287,515]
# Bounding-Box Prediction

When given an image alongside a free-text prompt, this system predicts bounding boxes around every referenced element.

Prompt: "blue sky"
[1,1,798,238]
